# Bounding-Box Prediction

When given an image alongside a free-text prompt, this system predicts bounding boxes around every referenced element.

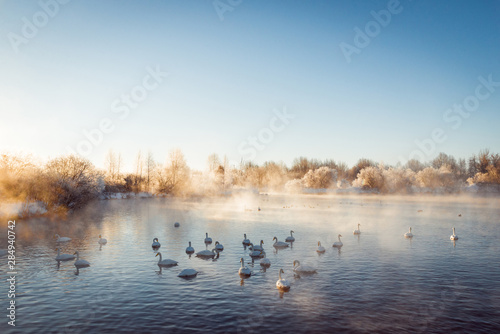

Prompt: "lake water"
[1,194,500,333]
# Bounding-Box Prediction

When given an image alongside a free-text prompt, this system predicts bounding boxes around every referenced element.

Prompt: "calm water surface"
[1,194,500,333]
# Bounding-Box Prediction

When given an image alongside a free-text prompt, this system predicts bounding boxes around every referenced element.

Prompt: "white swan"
[293,260,317,274]
[178,269,198,278]
[55,248,75,261]
[186,241,195,254]
[285,230,295,242]
[156,252,178,267]
[316,241,325,253]
[73,251,90,267]
[404,227,413,238]
[215,241,224,251]
[450,227,459,240]
[248,243,265,258]
[353,224,361,235]
[152,238,161,249]
[332,234,343,247]
[276,269,290,291]
[196,248,216,258]
[260,257,271,267]
[204,233,212,244]
[98,234,107,245]
[54,234,71,242]
[242,234,251,245]
[250,240,264,251]
[272,236,289,248]
[238,258,251,277]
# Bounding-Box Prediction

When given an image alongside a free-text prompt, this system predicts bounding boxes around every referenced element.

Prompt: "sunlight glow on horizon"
[1,0,499,171]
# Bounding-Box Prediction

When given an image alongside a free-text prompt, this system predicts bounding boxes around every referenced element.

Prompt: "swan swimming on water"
[450,227,459,240]
[242,234,251,245]
[156,252,178,267]
[293,260,317,274]
[260,257,271,267]
[204,233,212,244]
[54,234,71,242]
[332,234,343,247]
[98,235,107,245]
[250,240,264,252]
[353,224,361,235]
[196,248,217,259]
[285,230,295,242]
[238,258,251,277]
[73,251,90,267]
[186,241,195,254]
[272,237,289,248]
[404,227,413,238]
[178,269,198,278]
[152,238,161,249]
[248,244,265,258]
[215,241,224,251]
[276,269,290,291]
[316,241,325,253]
[55,248,75,261]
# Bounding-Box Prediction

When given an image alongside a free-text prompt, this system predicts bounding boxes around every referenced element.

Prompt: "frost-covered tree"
[352,166,384,190]
[302,167,337,189]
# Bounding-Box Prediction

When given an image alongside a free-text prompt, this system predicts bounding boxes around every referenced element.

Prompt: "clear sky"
[1,0,499,171]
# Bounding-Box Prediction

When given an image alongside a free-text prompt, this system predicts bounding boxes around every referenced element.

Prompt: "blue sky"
[1,0,499,171]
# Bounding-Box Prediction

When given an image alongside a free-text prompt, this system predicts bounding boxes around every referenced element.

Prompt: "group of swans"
[243,231,296,248]
[402,226,458,240]
[53,233,106,268]
[55,248,90,268]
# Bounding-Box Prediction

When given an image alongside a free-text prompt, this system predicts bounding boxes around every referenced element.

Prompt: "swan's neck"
[189,242,191,247]
[279,270,282,280]
[244,234,246,238]
[57,249,60,256]
[158,253,162,262]
[290,231,293,236]
[206,233,208,238]
[453,228,456,234]
[260,240,263,246]
[75,252,79,260]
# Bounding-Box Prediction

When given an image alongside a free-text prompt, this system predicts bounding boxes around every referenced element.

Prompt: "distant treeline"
[0,149,499,216]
